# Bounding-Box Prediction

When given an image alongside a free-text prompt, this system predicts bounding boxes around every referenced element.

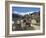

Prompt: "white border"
[9,4,43,34]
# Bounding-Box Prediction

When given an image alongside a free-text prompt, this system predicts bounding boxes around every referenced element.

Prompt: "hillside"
[12,11,40,31]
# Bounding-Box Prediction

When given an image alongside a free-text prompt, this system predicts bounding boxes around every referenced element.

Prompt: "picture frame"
[5,1,45,37]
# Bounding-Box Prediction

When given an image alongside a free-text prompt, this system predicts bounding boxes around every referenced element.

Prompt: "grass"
[24,26,35,30]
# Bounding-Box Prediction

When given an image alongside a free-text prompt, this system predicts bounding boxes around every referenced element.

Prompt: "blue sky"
[12,7,40,16]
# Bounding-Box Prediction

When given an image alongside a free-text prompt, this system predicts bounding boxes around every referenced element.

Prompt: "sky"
[12,7,40,16]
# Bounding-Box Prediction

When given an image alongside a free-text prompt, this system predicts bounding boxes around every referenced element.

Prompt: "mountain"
[13,11,34,16]
[12,13,23,18]
[12,11,40,21]
[12,13,24,21]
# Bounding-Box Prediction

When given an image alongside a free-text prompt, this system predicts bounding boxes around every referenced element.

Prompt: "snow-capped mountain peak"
[13,11,34,16]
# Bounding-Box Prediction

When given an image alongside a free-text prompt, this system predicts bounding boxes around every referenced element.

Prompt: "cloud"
[13,11,34,16]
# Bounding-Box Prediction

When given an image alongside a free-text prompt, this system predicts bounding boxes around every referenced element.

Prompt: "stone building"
[15,15,32,30]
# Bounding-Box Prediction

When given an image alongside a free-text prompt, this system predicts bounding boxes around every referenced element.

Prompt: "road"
[31,24,40,30]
